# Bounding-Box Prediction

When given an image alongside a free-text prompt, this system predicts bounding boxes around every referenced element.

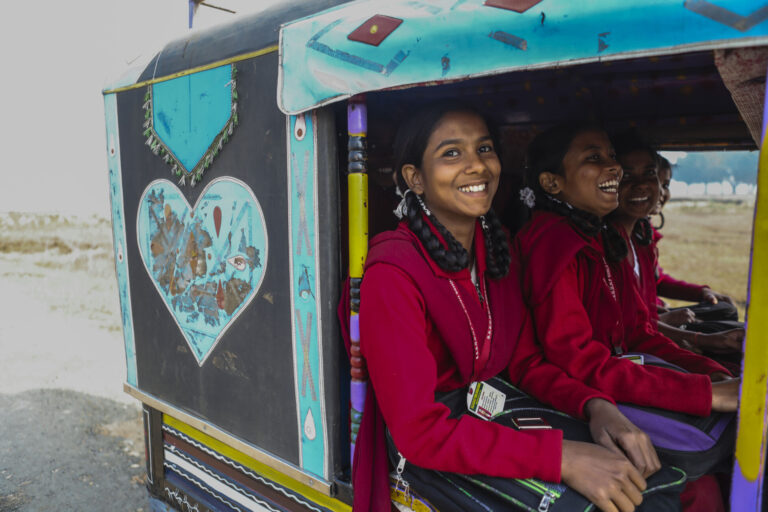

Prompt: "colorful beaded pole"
[347,95,369,467]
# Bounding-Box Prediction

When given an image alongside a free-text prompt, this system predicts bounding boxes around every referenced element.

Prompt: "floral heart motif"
[136,178,268,365]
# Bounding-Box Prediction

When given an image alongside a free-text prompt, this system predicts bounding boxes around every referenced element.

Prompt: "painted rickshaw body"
[103,1,768,510]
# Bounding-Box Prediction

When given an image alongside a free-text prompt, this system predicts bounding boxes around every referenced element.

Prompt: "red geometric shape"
[347,15,403,46]
[484,0,543,13]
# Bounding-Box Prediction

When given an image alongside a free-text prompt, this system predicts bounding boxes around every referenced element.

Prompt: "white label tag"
[467,381,506,421]
[620,354,645,365]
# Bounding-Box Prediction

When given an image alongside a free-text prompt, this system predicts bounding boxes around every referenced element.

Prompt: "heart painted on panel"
[137,177,268,365]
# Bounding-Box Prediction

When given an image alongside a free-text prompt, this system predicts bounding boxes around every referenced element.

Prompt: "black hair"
[612,129,658,246]
[524,122,628,262]
[392,103,510,278]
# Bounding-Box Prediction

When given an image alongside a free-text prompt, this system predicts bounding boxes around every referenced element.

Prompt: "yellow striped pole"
[347,95,369,467]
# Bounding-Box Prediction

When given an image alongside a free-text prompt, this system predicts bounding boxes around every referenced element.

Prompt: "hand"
[561,440,645,512]
[659,308,696,328]
[701,287,734,305]
[695,329,744,354]
[586,399,661,478]
[711,378,740,412]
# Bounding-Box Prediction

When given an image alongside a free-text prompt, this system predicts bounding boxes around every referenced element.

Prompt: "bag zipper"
[538,489,556,511]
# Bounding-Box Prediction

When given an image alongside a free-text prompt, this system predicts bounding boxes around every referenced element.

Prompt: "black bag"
[387,376,687,512]
[616,354,736,479]
[671,301,739,323]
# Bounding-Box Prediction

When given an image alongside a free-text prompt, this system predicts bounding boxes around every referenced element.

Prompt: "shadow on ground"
[0,389,147,512]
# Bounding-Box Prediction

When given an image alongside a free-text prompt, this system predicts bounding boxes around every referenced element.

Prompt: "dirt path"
[0,213,148,511]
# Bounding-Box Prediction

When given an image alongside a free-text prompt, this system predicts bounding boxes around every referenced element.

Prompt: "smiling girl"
[611,132,743,358]
[349,107,677,512]
[513,122,739,416]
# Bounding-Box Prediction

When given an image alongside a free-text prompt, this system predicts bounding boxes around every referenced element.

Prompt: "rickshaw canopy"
[278,0,768,114]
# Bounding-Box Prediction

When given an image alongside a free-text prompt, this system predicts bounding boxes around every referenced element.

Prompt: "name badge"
[620,354,645,365]
[467,381,506,421]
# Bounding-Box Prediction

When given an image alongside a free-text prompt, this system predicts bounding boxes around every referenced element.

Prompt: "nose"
[465,151,485,174]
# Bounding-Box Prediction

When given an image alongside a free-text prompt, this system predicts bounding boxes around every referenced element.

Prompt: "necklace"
[449,277,492,374]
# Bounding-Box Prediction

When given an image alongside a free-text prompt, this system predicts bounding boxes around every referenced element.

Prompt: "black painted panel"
[118,52,299,464]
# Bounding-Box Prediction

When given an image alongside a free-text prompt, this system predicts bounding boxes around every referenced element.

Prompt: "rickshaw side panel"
[115,51,301,464]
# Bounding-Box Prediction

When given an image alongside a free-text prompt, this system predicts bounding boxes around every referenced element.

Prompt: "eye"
[587,153,601,161]
[442,148,459,158]
[227,255,248,271]
[478,144,495,154]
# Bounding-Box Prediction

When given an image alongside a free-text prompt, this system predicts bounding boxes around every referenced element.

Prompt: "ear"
[401,164,425,195]
[538,172,563,195]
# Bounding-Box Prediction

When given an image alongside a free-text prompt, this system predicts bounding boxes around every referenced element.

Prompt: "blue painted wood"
[135,178,268,366]
[279,0,768,114]
[104,93,138,387]
[287,113,327,479]
[152,65,233,172]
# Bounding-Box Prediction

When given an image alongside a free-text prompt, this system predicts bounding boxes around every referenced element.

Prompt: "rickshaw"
[102,1,768,510]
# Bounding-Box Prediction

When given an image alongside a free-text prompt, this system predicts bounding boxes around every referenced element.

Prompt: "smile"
[628,196,649,203]
[597,178,619,194]
[458,183,488,193]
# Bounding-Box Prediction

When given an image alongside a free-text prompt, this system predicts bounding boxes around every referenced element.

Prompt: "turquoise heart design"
[137,178,268,365]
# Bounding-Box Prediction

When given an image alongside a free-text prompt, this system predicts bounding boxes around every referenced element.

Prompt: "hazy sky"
[0,1,279,215]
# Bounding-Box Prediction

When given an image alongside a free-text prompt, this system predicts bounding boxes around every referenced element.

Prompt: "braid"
[633,217,653,246]
[404,192,468,272]
[603,223,629,262]
[482,209,511,279]
[535,194,628,263]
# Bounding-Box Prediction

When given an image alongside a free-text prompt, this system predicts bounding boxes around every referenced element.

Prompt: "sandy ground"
[0,213,147,511]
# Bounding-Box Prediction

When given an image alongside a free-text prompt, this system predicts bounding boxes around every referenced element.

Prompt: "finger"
[595,429,625,457]
[647,442,662,475]
[616,434,647,476]
[615,483,643,512]
[626,464,647,493]
[595,497,619,512]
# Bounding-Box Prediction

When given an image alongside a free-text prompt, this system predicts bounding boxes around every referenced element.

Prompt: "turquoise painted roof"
[278,0,768,114]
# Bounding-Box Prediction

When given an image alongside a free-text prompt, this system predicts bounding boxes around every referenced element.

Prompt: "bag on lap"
[616,354,736,479]
[387,376,686,512]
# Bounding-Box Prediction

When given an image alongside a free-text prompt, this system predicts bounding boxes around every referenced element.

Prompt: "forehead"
[619,149,656,170]
[426,111,489,146]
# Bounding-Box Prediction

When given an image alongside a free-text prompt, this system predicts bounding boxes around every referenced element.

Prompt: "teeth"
[597,179,618,193]
[628,196,649,202]
[459,183,487,193]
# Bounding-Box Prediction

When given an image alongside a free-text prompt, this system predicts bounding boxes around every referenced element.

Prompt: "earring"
[416,194,432,217]
[480,215,489,233]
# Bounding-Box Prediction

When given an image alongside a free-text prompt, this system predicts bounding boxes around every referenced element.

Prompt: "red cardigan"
[652,228,708,304]
[514,211,726,417]
[348,220,613,512]
[624,228,661,320]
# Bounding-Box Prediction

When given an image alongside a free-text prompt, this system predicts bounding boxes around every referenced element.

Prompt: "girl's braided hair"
[392,103,510,279]
[524,122,628,262]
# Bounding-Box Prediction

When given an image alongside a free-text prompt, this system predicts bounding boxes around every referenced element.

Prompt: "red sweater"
[350,220,613,511]
[514,211,725,417]
[652,228,708,304]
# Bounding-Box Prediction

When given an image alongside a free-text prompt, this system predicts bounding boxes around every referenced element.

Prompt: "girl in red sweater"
[514,123,740,511]
[610,133,743,356]
[513,122,739,417]
[352,106,673,512]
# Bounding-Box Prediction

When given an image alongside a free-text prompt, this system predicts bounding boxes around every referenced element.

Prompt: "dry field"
[655,198,755,319]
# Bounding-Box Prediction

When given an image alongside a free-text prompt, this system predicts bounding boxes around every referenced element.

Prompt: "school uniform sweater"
[652,228,708,304]
[514,211,725,418]
[344,220,613,512]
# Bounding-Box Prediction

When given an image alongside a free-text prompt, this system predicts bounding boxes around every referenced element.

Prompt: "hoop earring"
[416,194,432,217]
